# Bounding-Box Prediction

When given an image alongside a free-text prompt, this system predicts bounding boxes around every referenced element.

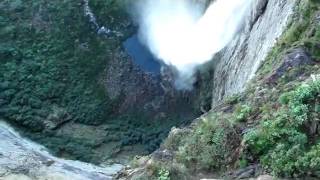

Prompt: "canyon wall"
[211,0,298,105]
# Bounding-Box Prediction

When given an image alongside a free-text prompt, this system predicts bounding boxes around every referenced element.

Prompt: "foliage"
[28,132,101,163]
[0,0,121,130]
[257,0,319,78]
[234,104,252,122]
[127,0,320,179]
[225,94,240,105]
[0,0,141,163]
[244,81,320,177]
[177,113,239,170]
[163,128,190,151]
[0,0,198,164]
[158,168,170,180]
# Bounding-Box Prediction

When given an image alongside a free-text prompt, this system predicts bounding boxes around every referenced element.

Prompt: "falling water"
[137,0,254,89]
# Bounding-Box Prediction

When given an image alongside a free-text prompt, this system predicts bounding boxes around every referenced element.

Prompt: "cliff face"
[211,0,298,105]
[117,0,320,179]
[2,0,319,179]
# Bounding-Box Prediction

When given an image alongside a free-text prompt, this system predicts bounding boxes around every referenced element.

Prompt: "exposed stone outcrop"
[266,47,314,84]
[212,0,298,105]
[0,121,123,180]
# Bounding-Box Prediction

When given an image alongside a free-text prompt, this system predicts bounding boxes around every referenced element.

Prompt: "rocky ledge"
[0,121,123,180]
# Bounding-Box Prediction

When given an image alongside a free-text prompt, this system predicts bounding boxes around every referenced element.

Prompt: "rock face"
[212,0,298,105]
[0,121,123,180]
[266,48,314,84]
[103,46,197,118]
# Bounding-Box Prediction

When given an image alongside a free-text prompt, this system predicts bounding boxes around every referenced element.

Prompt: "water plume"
[136,0,253,89]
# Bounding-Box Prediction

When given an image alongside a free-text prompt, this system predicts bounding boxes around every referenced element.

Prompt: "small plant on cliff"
[158,168,170,180]
[177,113,240,170]
[244,80,320,177]
[234,104,252,122]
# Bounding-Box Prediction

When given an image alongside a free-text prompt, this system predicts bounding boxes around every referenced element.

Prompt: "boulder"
[267,48,314,84]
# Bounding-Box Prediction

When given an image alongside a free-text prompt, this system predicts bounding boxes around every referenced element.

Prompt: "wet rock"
[152,149,174,161]
[267,48,314,84]
[232,164,261,179]
[314,11,320,25]
[0,121,123,180]
[237,169,255,179]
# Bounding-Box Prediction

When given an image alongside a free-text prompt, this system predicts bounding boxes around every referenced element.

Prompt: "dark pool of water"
[123,34,161,74]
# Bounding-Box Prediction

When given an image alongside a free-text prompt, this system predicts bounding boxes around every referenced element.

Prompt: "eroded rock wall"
[211,0,298,105]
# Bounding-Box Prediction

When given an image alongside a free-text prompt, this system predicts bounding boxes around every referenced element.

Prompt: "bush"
[158,168,170,180]
[234,104,252,122]
[163,128,190,151]
[244,81,320,177]
[177,113,240,170]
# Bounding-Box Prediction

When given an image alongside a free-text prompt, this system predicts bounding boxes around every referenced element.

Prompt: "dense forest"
[1,0,320,179]
[0,0,196,163]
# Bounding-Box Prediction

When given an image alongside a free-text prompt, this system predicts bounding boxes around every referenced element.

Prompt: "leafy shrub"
[177,113,240,170]
[296,144,320,174]
[0,0,143,163]
[158,168,170,180]
[282,21,308,44]
[163,128,190,151]
[225,94,240,105]
[237,158,248,169]
[234,104,252,122]
[244,81,320,177]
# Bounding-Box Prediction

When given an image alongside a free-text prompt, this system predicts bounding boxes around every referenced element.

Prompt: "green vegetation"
[244,81,320,176]
[257,0,320,78]
[129,0,320,179]
[234,104,252,122]
[1,0,115,129]
[158,168,171,180]
[177,113,239,171]
[0,0,132,162]
[1,0,186,163]
[1,0,320,178]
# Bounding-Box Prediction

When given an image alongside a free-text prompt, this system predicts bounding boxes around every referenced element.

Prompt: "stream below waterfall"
[123,34,162,74]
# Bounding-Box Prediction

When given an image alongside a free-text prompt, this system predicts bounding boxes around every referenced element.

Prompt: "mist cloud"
[135,0,253,90]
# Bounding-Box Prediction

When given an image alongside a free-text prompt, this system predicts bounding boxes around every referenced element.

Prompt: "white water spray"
[136,0,253,89]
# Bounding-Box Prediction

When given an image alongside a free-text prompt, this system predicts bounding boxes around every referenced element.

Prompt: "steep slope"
[212,0,297,104]
[118,0,320,179]
[1,0,319,179]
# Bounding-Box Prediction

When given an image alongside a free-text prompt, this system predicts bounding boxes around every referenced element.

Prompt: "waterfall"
[137,0,254,89]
